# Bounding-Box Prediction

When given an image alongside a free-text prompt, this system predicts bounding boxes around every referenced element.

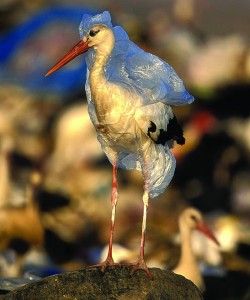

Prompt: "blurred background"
[0,0,250,299]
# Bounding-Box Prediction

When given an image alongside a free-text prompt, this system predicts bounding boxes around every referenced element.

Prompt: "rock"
[1,266,202,300]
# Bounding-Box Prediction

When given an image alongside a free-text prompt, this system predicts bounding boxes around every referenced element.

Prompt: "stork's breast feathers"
[135,103,185,146]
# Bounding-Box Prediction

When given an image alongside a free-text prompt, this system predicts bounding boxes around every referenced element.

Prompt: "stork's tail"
[115,141,176,199]
[144,144,176,199]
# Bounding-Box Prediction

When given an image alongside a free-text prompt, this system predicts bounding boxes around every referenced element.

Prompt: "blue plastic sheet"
[0,7,96,97]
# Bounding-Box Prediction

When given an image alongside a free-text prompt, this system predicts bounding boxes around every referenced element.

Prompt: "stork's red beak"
[196,223,220,246]
[45,40,89,77]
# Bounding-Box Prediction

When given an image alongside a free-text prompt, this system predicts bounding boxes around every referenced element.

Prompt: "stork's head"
[45,11,114,77]
[179,208,220,246]
[83,25,115,51]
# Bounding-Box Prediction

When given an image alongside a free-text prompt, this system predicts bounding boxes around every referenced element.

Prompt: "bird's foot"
[129,258,153,280]
[86,257,121,272]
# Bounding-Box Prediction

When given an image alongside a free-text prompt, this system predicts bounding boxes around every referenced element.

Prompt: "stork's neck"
[174,224,205,291]
[90,39,114,85]
[91,51,109,79]
[179,225,197,267]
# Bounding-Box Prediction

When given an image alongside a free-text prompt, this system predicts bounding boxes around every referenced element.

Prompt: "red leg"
[105,163,118,265]
[87,163,119,271]
[130,177,152,279]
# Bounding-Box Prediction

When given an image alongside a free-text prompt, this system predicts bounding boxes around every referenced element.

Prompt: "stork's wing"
[134,101,185,147]
[125,51,194,105]
[110,26,194,106]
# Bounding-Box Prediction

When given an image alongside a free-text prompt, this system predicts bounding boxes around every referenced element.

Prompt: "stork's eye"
[190,215,198,222]
[89,29,100,37]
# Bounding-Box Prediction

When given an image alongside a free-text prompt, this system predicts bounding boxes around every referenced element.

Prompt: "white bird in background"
[46,11,194,278]
[173,208,220,291]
